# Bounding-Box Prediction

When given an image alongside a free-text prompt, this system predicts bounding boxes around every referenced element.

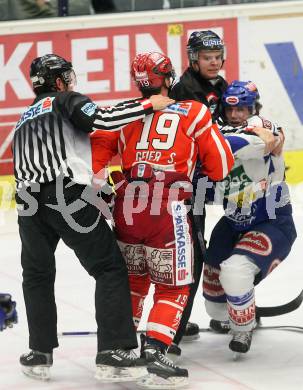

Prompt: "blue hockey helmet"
[222,80,260,108]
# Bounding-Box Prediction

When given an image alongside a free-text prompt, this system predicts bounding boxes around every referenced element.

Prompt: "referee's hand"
[149,95,175,111]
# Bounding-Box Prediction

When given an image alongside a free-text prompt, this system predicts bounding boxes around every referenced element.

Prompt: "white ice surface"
[0,190,302,390]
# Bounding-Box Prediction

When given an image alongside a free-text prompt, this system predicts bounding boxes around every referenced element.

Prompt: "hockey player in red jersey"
[91,52,234,388]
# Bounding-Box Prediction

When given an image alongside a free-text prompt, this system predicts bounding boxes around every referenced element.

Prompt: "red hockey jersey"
[91,100,234,181]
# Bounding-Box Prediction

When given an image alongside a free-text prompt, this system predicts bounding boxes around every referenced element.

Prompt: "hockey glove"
[0,293,18,331]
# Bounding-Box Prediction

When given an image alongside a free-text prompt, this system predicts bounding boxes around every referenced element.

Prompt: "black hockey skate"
[137,335,188,389]
[182,321,200,341]
[20,350,53,380]
[209,319,231,334]
[166,343,182,363]
[95,349,147,382]
[229,330,253,356]
[210,316,261,335]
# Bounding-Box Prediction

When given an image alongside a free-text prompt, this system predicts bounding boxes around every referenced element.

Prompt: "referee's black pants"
[17,180,137,353]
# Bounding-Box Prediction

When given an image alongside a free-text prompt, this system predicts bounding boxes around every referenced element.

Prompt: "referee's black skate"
[137,336,188,389]
[182,321,200,341]
[95,349,147,382]
[20,350,53,380]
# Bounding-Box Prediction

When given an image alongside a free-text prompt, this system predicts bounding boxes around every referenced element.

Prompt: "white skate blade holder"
[232,352,242,361]
[95,365,147,382]
[136,373,189,389]
[181,333,200,343]
[21,365,51,381]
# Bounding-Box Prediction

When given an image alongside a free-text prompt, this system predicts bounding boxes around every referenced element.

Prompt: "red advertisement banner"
[0,18,238,175]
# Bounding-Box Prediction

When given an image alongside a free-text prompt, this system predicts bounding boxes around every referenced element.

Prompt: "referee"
[12,54,174,382]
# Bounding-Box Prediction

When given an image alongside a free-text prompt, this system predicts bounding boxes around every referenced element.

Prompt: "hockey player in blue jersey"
[0,293,17,331]
[202,80,297,354]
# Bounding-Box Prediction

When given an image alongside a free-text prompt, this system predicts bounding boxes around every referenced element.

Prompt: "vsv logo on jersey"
[15,97,55,131]
[81,102,97,116]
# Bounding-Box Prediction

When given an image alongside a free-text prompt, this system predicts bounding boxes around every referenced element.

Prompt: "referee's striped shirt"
[12,91,153,189]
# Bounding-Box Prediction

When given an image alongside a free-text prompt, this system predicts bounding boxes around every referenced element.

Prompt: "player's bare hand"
[251,127,276,154]
[149,95,175,111]
[271,127,285,156]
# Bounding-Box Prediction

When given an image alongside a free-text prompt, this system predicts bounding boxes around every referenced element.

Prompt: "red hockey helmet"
[131,52,175,90]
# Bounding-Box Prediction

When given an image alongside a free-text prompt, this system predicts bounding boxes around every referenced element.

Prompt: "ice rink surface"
[0,189,302,390]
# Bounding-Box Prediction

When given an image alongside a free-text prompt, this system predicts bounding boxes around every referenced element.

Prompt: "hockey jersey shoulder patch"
[163,102,192,116]
[260,117,273,130]
[15,97,55,131]
[81,102,98,116]
[247,115,274,130]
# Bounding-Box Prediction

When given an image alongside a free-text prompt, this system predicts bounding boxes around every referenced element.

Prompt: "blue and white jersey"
[216,115,291,230]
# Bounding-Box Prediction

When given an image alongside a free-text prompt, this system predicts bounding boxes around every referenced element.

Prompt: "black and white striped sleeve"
[68,92,153,133]
[92,99,153,131]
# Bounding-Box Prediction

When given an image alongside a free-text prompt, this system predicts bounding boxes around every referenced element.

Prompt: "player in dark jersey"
[168,30,228,354]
